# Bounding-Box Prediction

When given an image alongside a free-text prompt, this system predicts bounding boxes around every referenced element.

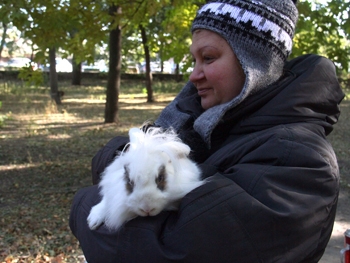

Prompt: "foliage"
[161,1,204,65]
[1,0,349,73]
[120,0,204,71]
[18,66,44,86]
[0,1,24,58]
[293,0,350,72]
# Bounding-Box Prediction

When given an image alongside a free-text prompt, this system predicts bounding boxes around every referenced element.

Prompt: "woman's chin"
[201,98,218,110]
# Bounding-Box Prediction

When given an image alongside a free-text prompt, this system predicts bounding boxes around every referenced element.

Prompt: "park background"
[0,0,350,262]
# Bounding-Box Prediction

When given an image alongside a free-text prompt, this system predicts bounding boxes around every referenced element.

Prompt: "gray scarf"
[155,79,254,148]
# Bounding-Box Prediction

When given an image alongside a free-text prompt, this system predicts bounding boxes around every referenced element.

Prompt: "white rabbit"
[87,126,203,231]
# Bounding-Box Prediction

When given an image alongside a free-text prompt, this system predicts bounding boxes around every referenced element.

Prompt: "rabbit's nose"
[140,207,155,216]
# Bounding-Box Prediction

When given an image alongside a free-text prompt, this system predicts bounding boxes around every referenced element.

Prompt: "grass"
[0,79,349,263]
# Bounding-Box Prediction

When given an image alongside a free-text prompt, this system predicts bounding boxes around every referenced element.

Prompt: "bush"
[0,101,10,128]
[18,66,44,86]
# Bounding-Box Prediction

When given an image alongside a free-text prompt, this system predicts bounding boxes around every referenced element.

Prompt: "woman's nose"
[189,64,204,84]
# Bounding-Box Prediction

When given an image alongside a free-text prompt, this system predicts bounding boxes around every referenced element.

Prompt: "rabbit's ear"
[162,141,191,159]
[129,128,144,144]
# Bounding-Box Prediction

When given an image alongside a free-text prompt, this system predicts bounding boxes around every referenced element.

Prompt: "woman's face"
[189,29,246,110]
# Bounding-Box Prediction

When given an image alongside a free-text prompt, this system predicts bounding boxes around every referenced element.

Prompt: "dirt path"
[320,185,350,262]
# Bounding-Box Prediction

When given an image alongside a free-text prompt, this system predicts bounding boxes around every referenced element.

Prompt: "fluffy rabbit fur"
[87,127,203,230]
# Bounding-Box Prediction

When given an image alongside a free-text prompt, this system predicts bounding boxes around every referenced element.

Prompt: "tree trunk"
[175,63,181,82]
[104,5,122,123]
[72,54,82,85]
[0,22,7,60]
[139,24,154,103]
[49,47,61,105]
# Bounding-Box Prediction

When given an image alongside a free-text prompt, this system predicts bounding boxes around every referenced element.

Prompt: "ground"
[320,96,350,262]
[320,184,350,262]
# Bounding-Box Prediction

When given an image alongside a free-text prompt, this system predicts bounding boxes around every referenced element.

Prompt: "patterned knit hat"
[191,0,299,99]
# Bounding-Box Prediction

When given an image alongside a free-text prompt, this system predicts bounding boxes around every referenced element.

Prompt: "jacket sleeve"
[91,136,129,185]
[70,125,339,263]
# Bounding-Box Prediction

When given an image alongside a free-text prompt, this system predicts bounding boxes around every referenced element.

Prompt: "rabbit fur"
[87,127,203,231]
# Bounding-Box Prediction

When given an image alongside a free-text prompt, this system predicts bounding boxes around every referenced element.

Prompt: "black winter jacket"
[70,54,345,262]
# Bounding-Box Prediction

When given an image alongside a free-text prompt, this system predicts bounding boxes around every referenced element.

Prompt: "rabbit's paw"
[87,204,105,230]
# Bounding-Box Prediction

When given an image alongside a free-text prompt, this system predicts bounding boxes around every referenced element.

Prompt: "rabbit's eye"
[124,164,134,194]
[155,165,166,191]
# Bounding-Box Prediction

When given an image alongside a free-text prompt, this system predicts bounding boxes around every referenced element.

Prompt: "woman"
[70,0,345,262]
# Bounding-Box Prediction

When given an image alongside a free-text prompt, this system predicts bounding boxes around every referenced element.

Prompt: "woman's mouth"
[197,88,211,96]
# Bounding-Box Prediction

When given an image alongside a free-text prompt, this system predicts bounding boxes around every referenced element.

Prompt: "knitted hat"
[191,0,299,100]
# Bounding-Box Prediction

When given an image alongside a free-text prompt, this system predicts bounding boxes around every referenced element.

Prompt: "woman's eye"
[203,56,214,63]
